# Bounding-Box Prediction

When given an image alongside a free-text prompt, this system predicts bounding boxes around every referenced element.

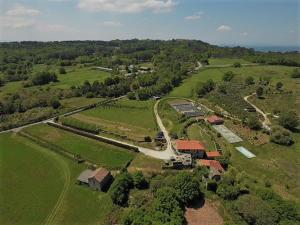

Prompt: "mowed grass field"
[23,124,135,169]
[208,58,250,66]
[73,98,158,141]
[0,132,65,225]
[0,132,117,225]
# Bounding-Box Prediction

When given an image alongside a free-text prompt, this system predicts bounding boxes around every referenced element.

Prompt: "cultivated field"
[72,98,158,142]
[23,124,136,169]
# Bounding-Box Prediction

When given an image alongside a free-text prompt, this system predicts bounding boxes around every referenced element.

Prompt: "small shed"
[77,167,112,191]
[206,151,221,159]
[207,115,224,125]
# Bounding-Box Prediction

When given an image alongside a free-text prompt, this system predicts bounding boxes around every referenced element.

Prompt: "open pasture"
[74,98,158,141]
[23,124,135,169]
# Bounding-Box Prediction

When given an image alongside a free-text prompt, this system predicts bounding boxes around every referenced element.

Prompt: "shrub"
[132,171,148,189]
[278,111,299,130]
[246,115,262,130]
[270,126,294,146]
[291,68,300,78]
[223,71,235,82]
[110,172,133,206]
[245,76,255,85]
[233,62,241,68]
[50,99,61,109]
[59,67,66,74]
[144,136,152,142]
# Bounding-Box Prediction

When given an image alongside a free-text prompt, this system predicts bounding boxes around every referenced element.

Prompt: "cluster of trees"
[73,77,131,98]
[270,111,298,146]
[196,79,216,97]
[246,52,300,67]
[120,171,201,225]
[234,188,300,225]
[0,89,62,115]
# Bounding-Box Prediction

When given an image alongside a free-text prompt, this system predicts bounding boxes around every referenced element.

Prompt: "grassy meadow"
[0,132,118,225]
[23,124,136,169]
[0,132,65,225]
[73,98,158,141]
[208,58,250,66]
[0,66,110,98]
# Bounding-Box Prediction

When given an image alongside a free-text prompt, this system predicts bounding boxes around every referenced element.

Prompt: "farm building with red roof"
[77,167,112,191]
[198,159,225,180]
[176,140,206,158]
[207,115,224,125]
[206,151,221,159]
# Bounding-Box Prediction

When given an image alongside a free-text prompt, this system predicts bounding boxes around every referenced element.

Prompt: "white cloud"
[240,32,248,36]
[217,25,232,32]
[98,21,122,27]
[78,0,177,13]
[185,11,203,21]
[5,5,41,17]
[0,16,36,29]
[36,24,78,33]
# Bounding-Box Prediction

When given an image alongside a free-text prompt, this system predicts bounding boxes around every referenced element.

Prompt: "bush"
[127,92,136,100]
[50,99,61,109]
[86,92,95,98]
[31,71,58,86]
[270,126,294,146]
[223,71,235,82]
[278,111,299,130]
[59,67,66,74]
[144,136,152,142]
[291,68,300,78]
[246,115,262,130]
[132,171,148,189]
[233,62,241,68]
[245,76,255,85]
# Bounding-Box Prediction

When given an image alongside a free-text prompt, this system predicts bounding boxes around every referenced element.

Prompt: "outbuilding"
[207,115,224,125]
[77,167,112,191]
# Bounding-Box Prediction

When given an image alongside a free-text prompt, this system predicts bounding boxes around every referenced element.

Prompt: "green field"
[169,65,297,99]
[0,67,110,98]
[0,133,65,225]
[208,58,250,66]
[0,132,117,225]
[229,133,300,202]
[23,124,135,169]
[187,123,216,150]
[73,98,158,141]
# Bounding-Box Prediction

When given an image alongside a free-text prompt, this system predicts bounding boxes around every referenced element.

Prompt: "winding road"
[244,93,271,130]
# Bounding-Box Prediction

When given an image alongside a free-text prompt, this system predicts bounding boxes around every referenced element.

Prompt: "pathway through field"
[22,137,71,225]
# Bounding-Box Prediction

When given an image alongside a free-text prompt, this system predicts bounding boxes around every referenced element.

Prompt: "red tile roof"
[207,115,224,124]
[198,159,224,172]
[89,168,110,183]
[206,151,221,158]
[198,159,211,166]
[176,140,205,151]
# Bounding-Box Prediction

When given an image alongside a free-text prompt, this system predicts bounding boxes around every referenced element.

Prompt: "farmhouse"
[77,167,112,191]
[207,115,224,125]
[176,140,206,158]
[206,151,221,159]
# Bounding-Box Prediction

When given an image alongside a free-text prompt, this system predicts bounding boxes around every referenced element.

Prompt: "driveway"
[244,93,271,130]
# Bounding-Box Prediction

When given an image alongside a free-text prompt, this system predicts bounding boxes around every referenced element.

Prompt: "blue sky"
[0,0,299,46]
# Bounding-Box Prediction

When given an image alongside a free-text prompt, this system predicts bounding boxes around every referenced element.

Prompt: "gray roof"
[77,169,93,184]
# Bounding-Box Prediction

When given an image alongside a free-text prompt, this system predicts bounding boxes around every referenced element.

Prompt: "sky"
[0,0,299,47]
